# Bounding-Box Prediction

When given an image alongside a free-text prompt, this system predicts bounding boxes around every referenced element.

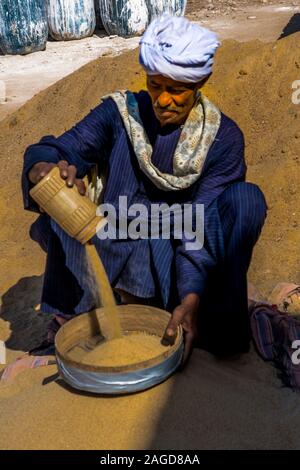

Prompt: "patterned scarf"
[104,90,221,191]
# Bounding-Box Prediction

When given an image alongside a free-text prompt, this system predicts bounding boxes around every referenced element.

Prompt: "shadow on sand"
[0,275,52,352]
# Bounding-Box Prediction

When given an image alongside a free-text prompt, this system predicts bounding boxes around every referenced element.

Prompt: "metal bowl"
[55,304,183,394]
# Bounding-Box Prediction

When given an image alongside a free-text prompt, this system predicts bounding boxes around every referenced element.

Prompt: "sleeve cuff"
[178,280,206,302]
[22,148,60,212]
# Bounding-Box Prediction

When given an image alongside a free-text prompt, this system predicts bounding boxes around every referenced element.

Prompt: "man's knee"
[219,182,267,230]
[239,182,267,230]
[29,215,51,252]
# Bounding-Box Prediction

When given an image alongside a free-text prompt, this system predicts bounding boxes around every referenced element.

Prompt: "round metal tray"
[55,304,184,394]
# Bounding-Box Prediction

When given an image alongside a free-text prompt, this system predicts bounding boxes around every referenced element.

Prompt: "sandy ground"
[194,4,300,41]
[0,34,140,122]
[0,3,300,121]
[0,1,300,451]
[2,345,300,450]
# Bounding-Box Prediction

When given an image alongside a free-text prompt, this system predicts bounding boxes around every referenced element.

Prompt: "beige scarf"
[104,90,221,191]
[88,90,221,200]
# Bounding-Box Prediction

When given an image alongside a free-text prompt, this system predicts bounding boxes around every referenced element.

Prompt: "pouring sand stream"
[85,243,122,340]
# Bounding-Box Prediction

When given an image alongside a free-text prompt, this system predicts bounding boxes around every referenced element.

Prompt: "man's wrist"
[181,293,200,309]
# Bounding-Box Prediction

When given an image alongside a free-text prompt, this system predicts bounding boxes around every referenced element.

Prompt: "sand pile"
[205,35,300,297]
[0,33,300,449]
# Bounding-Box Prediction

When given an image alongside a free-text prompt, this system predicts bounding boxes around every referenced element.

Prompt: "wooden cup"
[29,166,103,244]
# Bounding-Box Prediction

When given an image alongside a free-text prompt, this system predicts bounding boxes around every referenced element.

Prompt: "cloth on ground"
[250,303,300,391]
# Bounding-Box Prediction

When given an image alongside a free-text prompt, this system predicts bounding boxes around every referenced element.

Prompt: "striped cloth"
[250,304,300,391]
[0,355,55,382]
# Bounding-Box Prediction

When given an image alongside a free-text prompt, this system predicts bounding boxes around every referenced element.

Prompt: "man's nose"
[157,91,173,108]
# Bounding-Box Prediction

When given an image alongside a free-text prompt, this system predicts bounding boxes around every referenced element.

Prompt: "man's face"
[147,75,200,127]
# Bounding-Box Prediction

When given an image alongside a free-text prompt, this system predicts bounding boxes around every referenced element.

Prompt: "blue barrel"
[0,0,48,55]
[46,0,96,41]
[99,0,149,38]
[94,0,104,30]
[146,0,187,21]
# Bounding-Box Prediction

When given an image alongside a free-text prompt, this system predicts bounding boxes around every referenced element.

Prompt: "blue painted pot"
[99,0,149,38]
[46,0,96,41]
[0,0,48,55]
[93,0,104,30]
[145,0,187,21]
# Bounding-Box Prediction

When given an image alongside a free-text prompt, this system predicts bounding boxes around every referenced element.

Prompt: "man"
[22,15,267,366]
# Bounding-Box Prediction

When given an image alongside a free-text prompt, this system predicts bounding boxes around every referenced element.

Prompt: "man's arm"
[176,119,246,299]
[165,118,247,366]
[22,97,118,212]
[164,293,200,366]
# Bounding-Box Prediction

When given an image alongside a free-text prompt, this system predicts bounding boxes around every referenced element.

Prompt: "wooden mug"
[29,166,103,244]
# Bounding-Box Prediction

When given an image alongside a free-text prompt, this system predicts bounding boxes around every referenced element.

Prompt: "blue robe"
[23,91,268,355]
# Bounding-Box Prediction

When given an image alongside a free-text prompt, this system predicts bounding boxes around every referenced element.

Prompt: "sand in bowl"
[82,332,170,367]
[82,245,171,368]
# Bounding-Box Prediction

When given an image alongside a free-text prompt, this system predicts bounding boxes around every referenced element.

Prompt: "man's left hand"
[163,293,200,368]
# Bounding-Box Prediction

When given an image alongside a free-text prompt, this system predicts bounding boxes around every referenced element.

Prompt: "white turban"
[139,15,220,83]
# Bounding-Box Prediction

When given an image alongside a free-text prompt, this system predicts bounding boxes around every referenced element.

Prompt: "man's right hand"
[28,160,86,195]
